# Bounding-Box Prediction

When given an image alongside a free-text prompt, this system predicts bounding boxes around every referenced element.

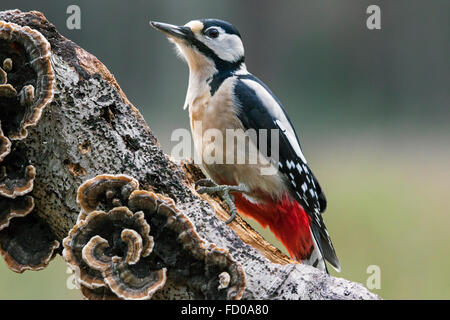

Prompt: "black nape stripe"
[209,57,244,96]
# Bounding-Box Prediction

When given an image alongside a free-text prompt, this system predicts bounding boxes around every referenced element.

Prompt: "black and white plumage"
[232,73,340,271]
[151,18,340,272]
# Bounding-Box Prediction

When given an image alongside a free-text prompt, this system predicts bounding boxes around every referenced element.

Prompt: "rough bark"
[0,10,379,300]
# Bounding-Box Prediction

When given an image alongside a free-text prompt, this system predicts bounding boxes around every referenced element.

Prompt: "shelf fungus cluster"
[0,20,58,272]
[63,174,247,300]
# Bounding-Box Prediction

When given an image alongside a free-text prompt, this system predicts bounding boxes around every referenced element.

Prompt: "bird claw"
[194,178,216,188]
[195,179,247,224]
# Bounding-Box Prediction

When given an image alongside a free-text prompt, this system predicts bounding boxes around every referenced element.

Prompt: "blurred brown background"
[0,0,449,299]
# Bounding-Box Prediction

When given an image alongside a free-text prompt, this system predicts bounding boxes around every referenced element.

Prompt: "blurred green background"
[0,0,448,299]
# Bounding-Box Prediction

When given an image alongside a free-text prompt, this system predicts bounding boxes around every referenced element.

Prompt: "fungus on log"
[0,18,58,273]
[63,206,163,300]
[127,189,246,300]
[76,174,139,217]
[0,125,10,162]
[0,195,34,231]
[0,10,379,300]
[80,285,120,300]
[0,83,16,97]
[2,58,12,72]
[0,215,59,272]
[64,175,246,300]
[0,20,54,140]
[0,152,36,198]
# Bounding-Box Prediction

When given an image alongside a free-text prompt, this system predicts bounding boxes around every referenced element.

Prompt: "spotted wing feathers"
[233,73,340,271]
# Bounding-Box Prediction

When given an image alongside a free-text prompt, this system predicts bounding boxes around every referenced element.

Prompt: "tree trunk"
[0,9,379,300]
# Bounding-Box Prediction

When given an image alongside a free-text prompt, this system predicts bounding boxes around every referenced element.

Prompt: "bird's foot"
[195,179,248,224]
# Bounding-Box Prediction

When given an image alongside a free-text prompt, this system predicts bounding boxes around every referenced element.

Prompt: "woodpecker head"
[150,19,245,75]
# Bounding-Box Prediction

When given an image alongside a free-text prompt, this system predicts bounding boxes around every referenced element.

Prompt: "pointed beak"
[150,21,191,40]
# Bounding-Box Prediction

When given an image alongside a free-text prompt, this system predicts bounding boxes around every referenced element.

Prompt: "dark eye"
[205,28,219,38]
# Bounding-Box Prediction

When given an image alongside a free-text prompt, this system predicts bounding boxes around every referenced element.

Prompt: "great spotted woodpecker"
[151,19,340,273]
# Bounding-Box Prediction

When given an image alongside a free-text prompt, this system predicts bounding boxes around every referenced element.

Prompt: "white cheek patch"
[198,29,244,63]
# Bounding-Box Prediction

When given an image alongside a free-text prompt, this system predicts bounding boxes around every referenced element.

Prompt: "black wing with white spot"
[233,73,340,271]
[234,74,324,212]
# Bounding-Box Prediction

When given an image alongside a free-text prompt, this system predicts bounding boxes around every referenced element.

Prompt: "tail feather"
[310,213,341,272]
[304,227,327,273]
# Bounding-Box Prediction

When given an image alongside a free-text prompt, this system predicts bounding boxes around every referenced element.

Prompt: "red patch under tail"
[233,192,313,261]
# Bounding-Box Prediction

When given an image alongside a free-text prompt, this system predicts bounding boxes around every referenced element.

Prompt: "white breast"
[188,77,288,201]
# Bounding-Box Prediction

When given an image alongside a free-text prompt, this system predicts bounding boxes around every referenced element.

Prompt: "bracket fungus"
[63,207,164,300]
[75,174,140,223]
[0,125,10,162]
[0,83,16,97]
[18,84,35,107]
[0,20,54,140]
[2,57,12,72]
[0,195,34,231]
[64,174,246,300]
[0,20,58,273]
[0,215,59,272]
[80,285,121,300]
[0,151,36,198]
